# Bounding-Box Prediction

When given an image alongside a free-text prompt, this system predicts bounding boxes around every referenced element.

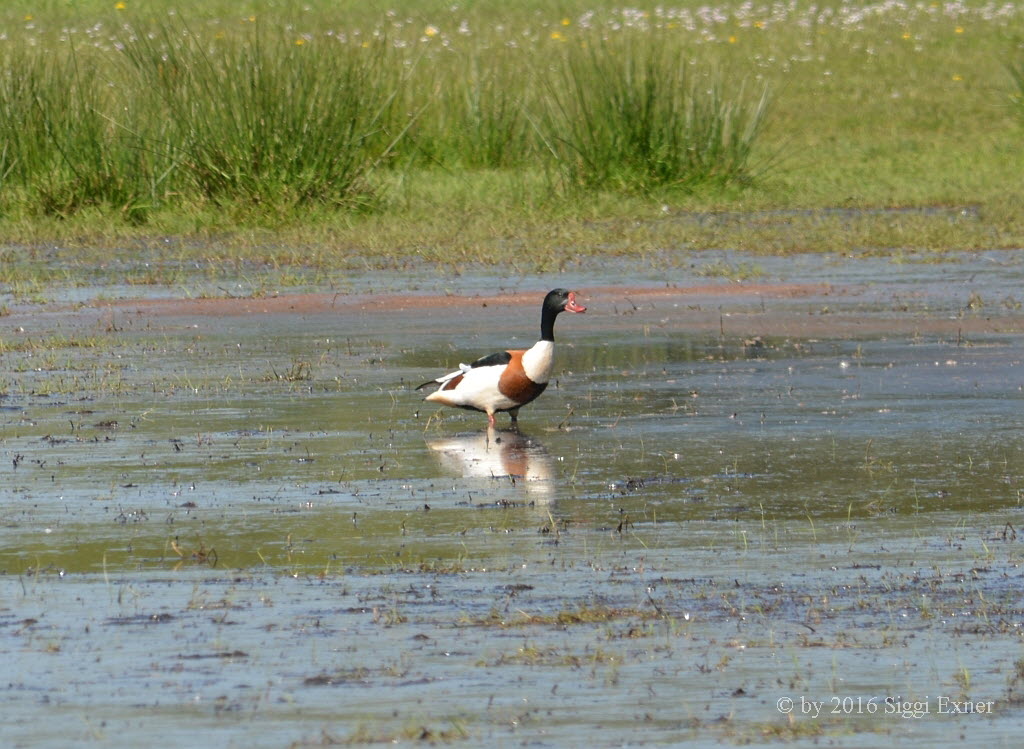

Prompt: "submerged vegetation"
[0,0,1022,266]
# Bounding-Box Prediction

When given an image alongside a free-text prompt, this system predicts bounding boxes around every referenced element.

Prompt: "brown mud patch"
[24,282,1022,339]
[93,283,831,317]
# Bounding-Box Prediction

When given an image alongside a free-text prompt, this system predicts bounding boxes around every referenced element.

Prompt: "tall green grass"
[118,22,403,214]
[0,0,1021,258]
[0,44,156,220]
[0,9,767,222]
[1012,57,1024,123]
[401,45,538,169]
[541,40,769,193]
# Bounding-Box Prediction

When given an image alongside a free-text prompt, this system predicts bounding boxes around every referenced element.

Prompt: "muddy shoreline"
[10,280,1022,341]
[3,257,1024,747]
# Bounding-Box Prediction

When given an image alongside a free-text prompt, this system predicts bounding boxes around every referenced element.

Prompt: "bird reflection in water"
[426,427,555,504]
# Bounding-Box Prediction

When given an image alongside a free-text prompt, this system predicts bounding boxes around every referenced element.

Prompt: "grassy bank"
[0,0,1022,272]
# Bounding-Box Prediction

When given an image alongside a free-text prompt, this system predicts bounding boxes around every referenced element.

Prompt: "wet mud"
[2,251,1024,746]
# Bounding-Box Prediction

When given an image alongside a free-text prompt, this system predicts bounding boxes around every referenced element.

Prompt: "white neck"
[521,341,555,383]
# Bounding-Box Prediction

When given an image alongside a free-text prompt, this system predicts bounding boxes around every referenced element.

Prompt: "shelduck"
[416,288,586,426]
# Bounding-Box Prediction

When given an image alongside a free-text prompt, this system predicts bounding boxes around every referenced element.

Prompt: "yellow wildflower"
[955,26,964,34]
[295,38,305,45]
[550,31,564,41]
[424,25,439,37]
[728,35,737,44]
[115,1,126,9]
[561,18,571,26]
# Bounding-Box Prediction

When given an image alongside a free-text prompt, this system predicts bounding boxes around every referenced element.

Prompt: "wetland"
[2,0,1023,744]
[2,251,1024,746]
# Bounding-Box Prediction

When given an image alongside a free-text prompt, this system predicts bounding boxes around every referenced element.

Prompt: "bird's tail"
[415,363,470,391]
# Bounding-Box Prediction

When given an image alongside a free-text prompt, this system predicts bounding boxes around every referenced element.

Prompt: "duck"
[416,288,586,426]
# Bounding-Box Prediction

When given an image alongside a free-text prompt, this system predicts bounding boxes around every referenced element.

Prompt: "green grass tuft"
[117,20,401,214]
[542,39,769,194]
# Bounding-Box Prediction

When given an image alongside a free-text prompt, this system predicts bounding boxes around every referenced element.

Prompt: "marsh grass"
[0,5,768,222]
[0,1,1021,263]
[118,21,403,215]
[543,40,769,193]
[0,45,154,221]
[1011,57,1024,121]
[406,46,537,169]
[0,334,107,354]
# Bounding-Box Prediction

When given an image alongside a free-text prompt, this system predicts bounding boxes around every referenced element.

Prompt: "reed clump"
[118,22,402,214]
[541,39,768,193]
[0,7,767,224]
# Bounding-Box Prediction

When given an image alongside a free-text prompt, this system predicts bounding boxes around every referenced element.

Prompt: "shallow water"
[2,252,1024,747]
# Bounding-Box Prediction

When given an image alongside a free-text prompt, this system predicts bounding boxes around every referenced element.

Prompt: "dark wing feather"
[468,351,513,368]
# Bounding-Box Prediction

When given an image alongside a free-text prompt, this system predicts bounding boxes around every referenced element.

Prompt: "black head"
[539,288,585,342]
[544,288,587,315]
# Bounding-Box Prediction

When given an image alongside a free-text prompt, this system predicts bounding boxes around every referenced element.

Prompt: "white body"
[425,341,554,414]
[425,365,514,412]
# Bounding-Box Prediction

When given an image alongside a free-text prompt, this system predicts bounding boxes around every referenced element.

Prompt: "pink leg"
[487,412,496,427]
